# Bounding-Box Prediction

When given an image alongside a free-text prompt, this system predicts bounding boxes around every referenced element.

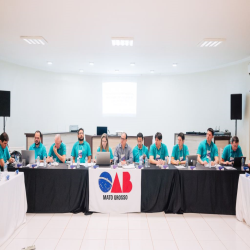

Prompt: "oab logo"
[98,172,132,200]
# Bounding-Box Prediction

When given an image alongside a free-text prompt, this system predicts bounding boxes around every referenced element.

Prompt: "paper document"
[175,165,186,169]
[225,166,236,170]
[122,164,135,169]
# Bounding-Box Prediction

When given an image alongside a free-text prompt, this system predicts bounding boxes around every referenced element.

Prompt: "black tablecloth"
[8,163,246,215]
[8,164,89,213]
[141,165,181,213]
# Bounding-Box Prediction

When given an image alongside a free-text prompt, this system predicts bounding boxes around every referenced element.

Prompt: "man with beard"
[71,128,91,163]
[29,130,47,161]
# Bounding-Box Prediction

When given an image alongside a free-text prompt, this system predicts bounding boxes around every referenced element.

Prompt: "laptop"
[97,126,107,136]
[186,155,198,166]
[233,157,246,167]
[21,150,35,164]
[96,152,110,166]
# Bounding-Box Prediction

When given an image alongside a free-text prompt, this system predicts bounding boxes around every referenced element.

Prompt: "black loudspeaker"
[230,94,242,120]
[0,90,11,117]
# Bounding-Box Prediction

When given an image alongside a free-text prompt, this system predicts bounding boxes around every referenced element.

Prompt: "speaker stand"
[235,120,237,136]
[3,117,5,133]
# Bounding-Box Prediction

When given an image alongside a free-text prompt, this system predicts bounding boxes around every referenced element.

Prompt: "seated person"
[29,130,47,161]
[114,132,133,165]
[71,128,91,163]
[133,132,149,163]
[221,136,243,165]
[171,132,189,165]
[197,128,219,166]
[0,132,14,170]
[47,134,66,163]
[149,132,169,165]
[96,133,113,162]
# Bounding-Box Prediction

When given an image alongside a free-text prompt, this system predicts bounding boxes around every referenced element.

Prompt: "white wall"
[0,60,249,160]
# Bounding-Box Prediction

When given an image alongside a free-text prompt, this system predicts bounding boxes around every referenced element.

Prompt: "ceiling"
[0,0,250,75]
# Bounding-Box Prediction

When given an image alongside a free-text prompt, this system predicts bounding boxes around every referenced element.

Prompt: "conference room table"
[8,163,247,215]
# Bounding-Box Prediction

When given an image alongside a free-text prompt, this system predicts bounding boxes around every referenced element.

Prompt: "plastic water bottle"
[139,156,143,165]
[37,156,40,166]
[185,156,188,168]
[4,163,8,172]
[145,157,148,168]
[70,156,73,165]
[16,155,19,163]
[209,157,211,168]
[77,157,80,168]
[241,157,245,167]
[241,157,245,171]
[85,156,88,166]
[44,156,47,167]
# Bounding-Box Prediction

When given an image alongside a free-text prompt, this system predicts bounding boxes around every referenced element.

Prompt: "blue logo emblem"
[99,172,112,193]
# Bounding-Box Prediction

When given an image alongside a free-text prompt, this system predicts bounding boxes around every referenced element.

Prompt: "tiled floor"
[1,212,250,250]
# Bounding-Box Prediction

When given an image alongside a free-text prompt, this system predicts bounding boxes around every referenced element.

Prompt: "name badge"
[78,150,82,158]
[121,154,125,161]
[156,154,160,160]
[207,150,211,159]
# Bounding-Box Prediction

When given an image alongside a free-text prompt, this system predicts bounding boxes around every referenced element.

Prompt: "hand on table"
[9,158,15,163]
[202,161,208,165]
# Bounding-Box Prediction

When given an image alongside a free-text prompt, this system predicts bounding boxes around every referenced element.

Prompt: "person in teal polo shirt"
[0,132,14,169]
[133,132,149,163]
[29,131,47,161]
[171,132,189,165]
[47,134,66,163]
[71,128,91,163]
[197,128,219,166]
[149,132,169,165]
[96,133,113,162]
[221,136,243,164]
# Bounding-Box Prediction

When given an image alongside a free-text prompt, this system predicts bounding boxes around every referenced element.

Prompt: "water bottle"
[16,155,19,163]
[85,156,88,166]
[209,157,211,168]
[44,156,46,167]
[70,156,73,165]
[185,156,188,168]
[145,157,148,168]
[165,156,168,165]
[4,163,8,172]
[37,156,40,166]
[139,155,143,165]
[77,157,80,168]
[241,157,245,171]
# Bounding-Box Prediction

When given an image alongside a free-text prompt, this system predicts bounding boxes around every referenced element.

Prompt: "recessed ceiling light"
[150,70,154,74]
[79,69,84,73]
[198,38,225,47]
[47,61,52,65]
[89,62,94,66]
[21,36,47,45]
[172,63,178,67]
[111,37,133,46]
[130,63,135,66]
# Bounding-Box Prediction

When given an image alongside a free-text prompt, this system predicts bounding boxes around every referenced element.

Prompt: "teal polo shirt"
[48,142,66,163]
[29,143,47,160]
[171,144,189,161]
[71,141,91,163]
[197,140,218,162]
[0,145,10,163]
[222,144,243,162]
[97,147,114,159]
[133,145,149,162]
[149,143,169,160]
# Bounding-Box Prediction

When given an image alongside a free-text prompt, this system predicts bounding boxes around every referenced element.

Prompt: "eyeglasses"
[120,138,126,140]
